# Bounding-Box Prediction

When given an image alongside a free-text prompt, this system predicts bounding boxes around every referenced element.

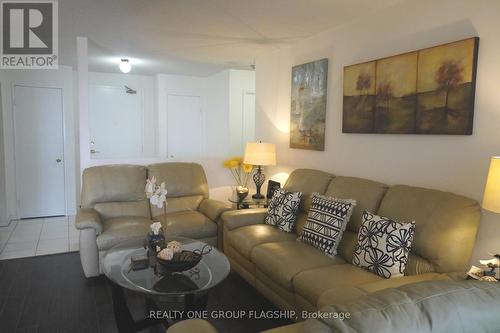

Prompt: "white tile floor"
[0,215,79,260]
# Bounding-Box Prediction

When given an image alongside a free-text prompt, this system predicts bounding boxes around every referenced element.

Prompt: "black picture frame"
[266,180,281,199]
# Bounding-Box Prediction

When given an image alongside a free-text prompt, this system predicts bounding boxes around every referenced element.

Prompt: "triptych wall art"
[288,38,479,150]
[342,37,479,135]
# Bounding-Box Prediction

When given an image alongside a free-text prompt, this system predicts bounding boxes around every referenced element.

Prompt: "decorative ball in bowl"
[156,244,212,273]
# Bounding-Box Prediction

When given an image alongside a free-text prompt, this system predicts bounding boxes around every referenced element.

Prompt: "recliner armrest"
[222,208,267,231]
[199,199,232,221]
[75,208,103,234]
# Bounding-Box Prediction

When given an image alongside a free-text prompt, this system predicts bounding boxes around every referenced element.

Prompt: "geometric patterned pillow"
[352,210,415,279]
[264,188,302,233]
[299,193,356,257]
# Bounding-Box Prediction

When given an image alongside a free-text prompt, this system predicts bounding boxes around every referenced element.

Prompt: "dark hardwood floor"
[0,252,292,333]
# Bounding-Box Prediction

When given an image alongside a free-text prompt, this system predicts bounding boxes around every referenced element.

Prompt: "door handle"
[56,158,62,163]
[90,149,100,154]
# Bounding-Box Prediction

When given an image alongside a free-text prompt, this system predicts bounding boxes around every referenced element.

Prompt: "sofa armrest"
[75,208,103,234]
[221,208,267,231]
[199,199,232,221]
[167,319,218,333]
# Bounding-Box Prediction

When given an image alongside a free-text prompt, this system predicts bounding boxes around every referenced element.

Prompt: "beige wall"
[255,0,500,265]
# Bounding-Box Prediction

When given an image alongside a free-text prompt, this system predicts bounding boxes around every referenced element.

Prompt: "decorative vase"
[147,230,165,254]
[236,186,249,201]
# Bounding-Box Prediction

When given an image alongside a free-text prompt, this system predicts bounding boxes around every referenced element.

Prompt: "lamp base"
[252,193,265,200]
[252,165,266,200]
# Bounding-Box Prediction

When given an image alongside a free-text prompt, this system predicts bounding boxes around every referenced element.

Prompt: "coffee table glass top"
[103,237,230,296]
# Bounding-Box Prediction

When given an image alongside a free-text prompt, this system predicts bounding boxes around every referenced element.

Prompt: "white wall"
[0,65,254,219]
[255,0,500,265]
[81,70,254,201]
[0,66,77,219]
[229,70,256,155]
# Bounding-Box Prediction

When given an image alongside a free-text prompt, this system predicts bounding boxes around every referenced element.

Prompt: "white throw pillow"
[352,210,415,278]
[265,188,302,233]
[300,193,356,257]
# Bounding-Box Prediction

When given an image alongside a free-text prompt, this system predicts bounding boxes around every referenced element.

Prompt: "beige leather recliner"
[221,168,481,313]
[75,162,230,278]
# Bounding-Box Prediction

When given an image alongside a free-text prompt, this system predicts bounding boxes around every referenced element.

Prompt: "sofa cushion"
[147,163,209,216]
[156,195,205,217]
[325,176,388,233]
[250,241,345,291]
[229,224,297,258]
[300,194,356,257]
[158,211,217,239]
[94,200,150,220]
[96,216,152,250]
[316,272,447,308]
[283,169,334,214]
[81,165,147,208]
[377,185,480,273]
[265,188,302,232]
[353,211,415,278]
[293,264,382,306]
[147,162,208,197]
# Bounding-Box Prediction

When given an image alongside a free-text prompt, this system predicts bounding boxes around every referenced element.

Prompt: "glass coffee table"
[103,237,230,333]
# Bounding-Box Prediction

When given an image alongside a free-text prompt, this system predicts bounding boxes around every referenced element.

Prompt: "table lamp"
[482,156,500,213]
[481,156,500,279]
[244,142,276,199]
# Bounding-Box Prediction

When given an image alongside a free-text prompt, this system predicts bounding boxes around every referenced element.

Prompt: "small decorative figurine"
[479,253,500,279]
[146,221,165,253]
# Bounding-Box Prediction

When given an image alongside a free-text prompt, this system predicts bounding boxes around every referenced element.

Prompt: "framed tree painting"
[342,37,479,134]
[290,58,328,150]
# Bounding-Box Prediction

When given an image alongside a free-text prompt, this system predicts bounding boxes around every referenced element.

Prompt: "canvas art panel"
[343,61,376,133]
[290,59,328,150]
[342,37,479,134]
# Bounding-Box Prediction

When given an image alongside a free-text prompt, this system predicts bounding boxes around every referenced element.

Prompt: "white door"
[89,85,143,159]
[242,91,256,151]
[167,94,202,159]
[14,86,65,218]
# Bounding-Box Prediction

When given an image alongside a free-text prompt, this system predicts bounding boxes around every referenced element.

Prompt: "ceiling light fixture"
[119,59,131,73]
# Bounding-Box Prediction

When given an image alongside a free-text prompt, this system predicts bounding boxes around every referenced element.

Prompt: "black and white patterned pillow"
[265,188,302,233]
[299,193,356,257]
[352,211,415,279]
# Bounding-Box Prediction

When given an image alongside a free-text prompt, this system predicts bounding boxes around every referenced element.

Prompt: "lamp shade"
[482,156,500,213]
[244,142,276,166]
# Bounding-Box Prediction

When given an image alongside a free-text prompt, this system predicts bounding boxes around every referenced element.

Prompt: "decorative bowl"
[156,245,212,273]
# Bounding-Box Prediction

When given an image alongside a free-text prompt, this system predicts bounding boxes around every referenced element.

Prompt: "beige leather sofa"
[221,169,481,313]
[166,280,500,333]
[75,163,230,277]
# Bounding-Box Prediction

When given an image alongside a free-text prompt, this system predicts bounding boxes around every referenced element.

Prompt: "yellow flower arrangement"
[223,157,253,187]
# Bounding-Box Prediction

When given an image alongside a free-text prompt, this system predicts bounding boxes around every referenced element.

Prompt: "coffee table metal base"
[109,279,209,333]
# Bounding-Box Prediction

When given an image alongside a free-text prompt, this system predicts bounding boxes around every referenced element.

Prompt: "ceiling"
[59,0,402,76]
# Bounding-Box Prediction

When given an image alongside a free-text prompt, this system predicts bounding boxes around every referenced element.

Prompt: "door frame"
[89,84,146,159]
[12,84,67,218]
[241,90,256,152]
[165,93,205,160]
